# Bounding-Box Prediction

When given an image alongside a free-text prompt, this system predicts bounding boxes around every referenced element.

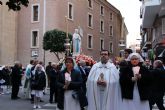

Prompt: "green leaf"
[43,29,72,60]
[4,0,29,11]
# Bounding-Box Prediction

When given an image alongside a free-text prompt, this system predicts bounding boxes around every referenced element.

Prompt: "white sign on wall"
[31,50,39,57]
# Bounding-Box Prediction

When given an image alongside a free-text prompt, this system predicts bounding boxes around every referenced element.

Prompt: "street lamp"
[64,39,71,57]
[119,40,126,57]
[64,16,71,57]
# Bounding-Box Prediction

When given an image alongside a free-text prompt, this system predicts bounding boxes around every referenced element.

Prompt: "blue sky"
[107,0,142,47]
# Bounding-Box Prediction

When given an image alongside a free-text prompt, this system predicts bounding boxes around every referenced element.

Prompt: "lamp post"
[64,16,71,57]
[136,38,142,49]
[119,40,126,57]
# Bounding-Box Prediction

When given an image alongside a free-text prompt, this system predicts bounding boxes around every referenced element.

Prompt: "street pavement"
[0,86,164,110]
[0,86,57,110]
[152,97,165,110]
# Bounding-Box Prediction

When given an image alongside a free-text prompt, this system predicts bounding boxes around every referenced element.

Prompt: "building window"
[31,30,39,48]
[109,25,113,36]
[100,39,104,50]
[68,3,73,20]
[100,20,104,33]
[100,5,104,16]
[88,13,93,28]
[110,12,113,21]
[32,4,39,22]
[87,34,93,49]
[88,0,93,8]
[109,42,113,53]
[162,18,165,34]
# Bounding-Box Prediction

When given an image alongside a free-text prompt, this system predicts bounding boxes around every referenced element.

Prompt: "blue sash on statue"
[76,39,79,53]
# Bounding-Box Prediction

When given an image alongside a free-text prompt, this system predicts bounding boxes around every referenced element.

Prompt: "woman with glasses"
[119,53,151,110]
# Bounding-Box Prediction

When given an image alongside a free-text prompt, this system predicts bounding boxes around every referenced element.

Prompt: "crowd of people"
[0,49,165,110]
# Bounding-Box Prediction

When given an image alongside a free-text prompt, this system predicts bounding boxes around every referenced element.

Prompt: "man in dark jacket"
[11,61,22,100]
[149,60,165,110]
[46,62,53,87]
[144,59,153,70]
[49,63,58,103]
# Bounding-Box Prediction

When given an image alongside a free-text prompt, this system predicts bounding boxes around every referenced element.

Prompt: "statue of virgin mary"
[72,29,81,56]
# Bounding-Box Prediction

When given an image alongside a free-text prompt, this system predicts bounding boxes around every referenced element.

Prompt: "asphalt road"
[0,86,162,110]
[0,87,56,110]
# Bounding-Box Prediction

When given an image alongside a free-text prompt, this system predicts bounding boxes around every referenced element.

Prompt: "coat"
[11,65,22,85]
[49,69,58,89]
[119,64,152,100]
[149,68,165,99]
[30,70,46,90]
[57,68,88,109]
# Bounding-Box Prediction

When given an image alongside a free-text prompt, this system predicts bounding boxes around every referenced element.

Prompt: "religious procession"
[0,38,165,110]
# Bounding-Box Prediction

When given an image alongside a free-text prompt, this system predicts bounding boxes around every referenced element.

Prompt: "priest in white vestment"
[86,50,122,110]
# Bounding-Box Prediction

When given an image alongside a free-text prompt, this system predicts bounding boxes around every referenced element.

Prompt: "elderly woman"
[119,53,151,110]
[57,57,87,110]
[31,64,46,109]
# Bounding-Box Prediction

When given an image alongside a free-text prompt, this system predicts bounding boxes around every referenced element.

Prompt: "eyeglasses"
[101,53,108,56]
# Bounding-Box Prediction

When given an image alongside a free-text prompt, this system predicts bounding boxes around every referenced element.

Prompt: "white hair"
[153,60,163,68]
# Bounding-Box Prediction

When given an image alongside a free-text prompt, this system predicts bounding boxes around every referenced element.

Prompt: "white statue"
[72,29,81,56]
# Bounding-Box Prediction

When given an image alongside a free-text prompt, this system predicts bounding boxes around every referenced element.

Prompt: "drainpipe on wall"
[43,0,46,66]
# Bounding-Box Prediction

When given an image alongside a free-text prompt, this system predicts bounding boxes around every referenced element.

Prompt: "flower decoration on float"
[75,54,96,64]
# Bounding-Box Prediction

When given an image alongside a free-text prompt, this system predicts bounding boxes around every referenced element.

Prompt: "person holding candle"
[119,53,151,110]
[57,56,87,110]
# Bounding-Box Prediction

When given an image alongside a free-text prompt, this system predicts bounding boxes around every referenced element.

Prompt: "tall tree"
[0,0,29,11]
[43,29,72,61]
